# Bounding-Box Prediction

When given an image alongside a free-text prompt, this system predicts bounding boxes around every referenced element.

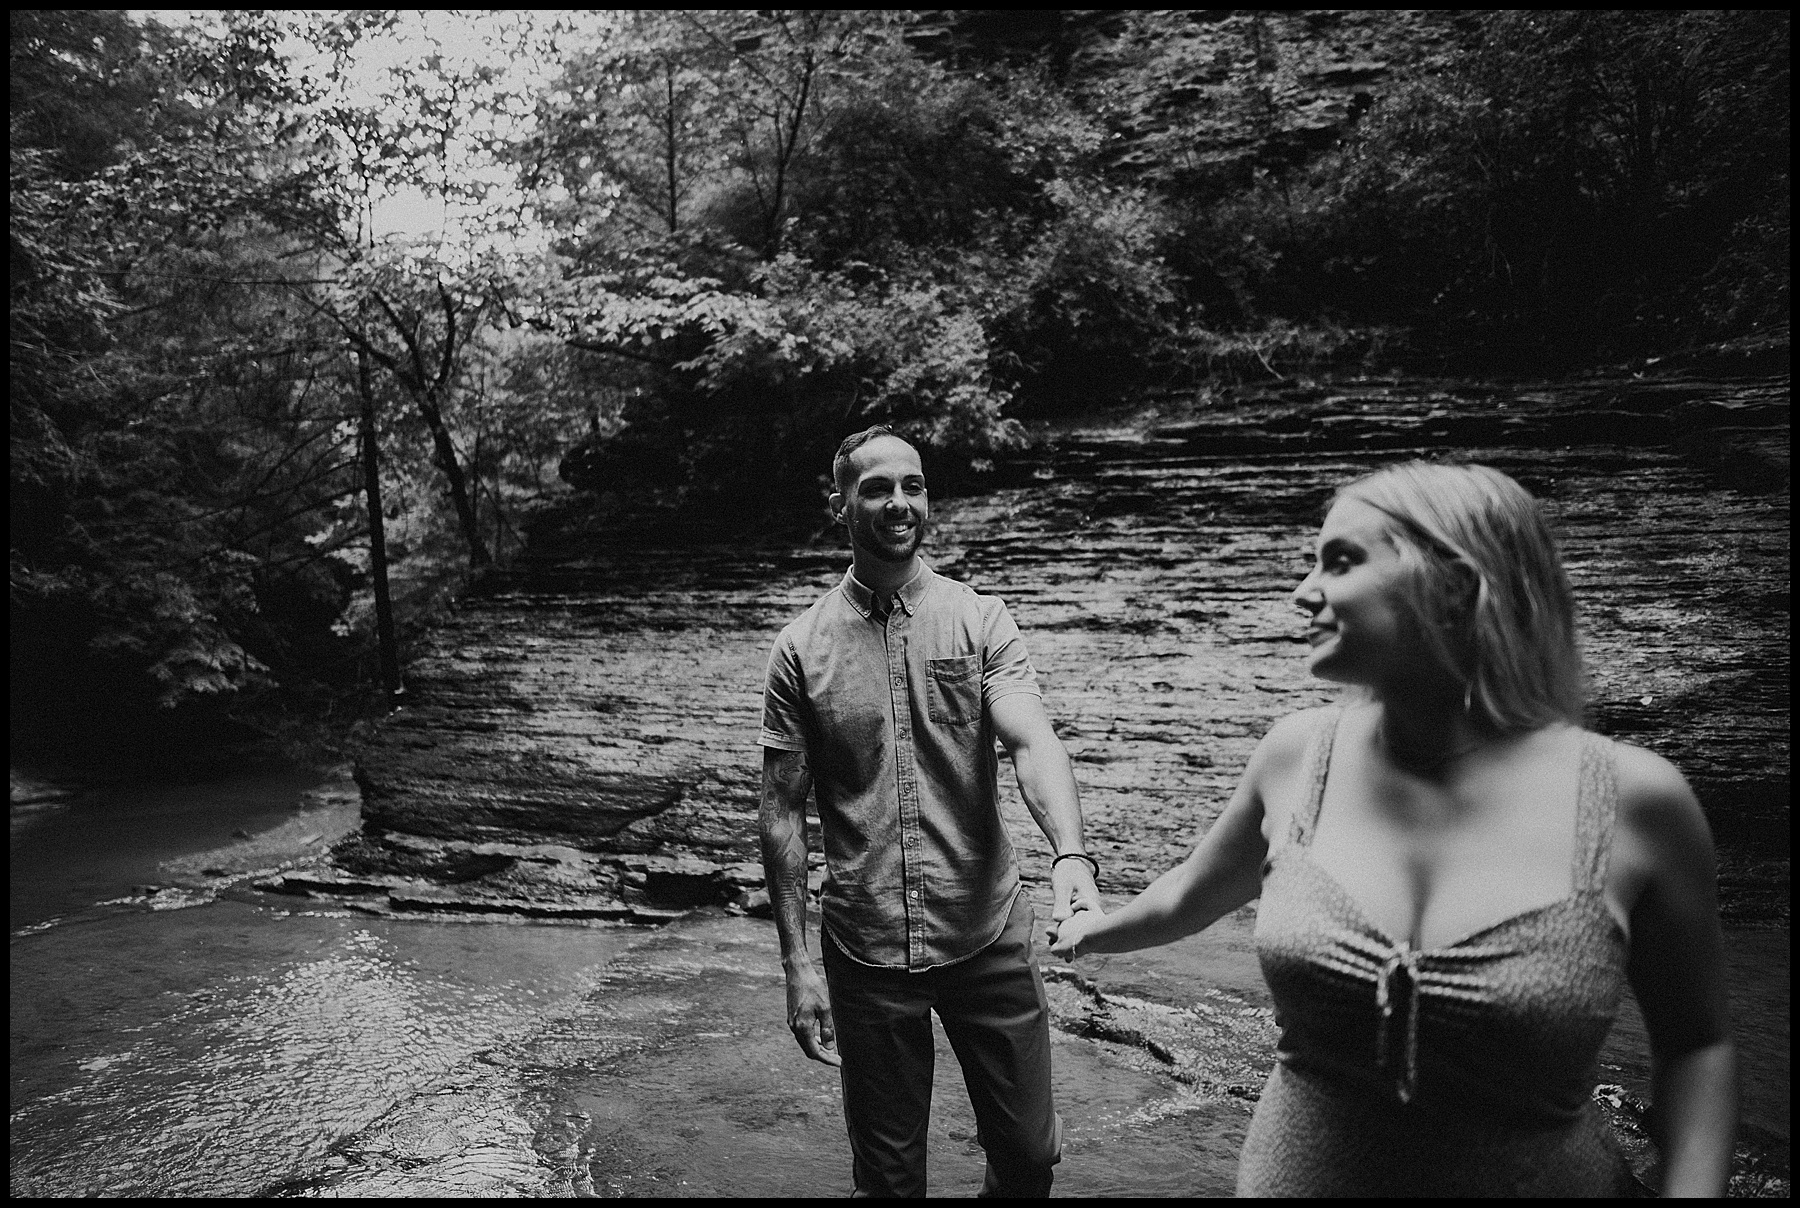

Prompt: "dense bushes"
[8,12,520,760]
[1149,10,1790,364]
[533,16,1182,497]
[544,9,1788,507]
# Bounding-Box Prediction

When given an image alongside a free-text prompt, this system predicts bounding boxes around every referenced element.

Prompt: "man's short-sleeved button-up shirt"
[760,561,1040,971]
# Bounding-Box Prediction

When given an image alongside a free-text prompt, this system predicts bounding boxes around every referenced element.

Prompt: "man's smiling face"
[832,435,928,564]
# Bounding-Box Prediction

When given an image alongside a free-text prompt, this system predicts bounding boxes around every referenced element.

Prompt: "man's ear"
[827,490,846,525]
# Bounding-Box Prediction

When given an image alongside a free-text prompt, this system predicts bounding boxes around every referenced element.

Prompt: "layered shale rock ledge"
[907,9,1474,174]
[340,371,1788,926]
[267,833,812,921]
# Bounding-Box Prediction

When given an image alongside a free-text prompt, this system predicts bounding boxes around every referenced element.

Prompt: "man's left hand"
[1050,855,1102,925]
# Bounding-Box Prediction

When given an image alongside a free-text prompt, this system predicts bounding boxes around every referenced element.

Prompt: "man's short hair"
[832,425,915,494]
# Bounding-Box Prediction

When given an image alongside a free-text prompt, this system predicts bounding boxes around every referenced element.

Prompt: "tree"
[9,10,548,747]
[1221,9,1792,354]
[514,9,1191,500]
[10,11,361,743]
[518,13,721,239]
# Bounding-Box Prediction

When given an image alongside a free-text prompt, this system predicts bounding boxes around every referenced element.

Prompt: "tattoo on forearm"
[759,749,815,956]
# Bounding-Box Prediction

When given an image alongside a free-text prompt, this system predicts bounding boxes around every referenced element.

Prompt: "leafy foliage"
[528,10,1185,500]
[7,11,569,758]
[8,8,1788,762]
[1149,10,1790,360]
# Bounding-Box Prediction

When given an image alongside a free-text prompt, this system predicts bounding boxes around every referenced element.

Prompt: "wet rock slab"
[96,768,369,912]
[349,371,1788,927]
[308,831,799,922]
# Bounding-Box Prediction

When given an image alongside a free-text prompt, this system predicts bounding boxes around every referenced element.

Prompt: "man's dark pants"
[822,892,1063,1198]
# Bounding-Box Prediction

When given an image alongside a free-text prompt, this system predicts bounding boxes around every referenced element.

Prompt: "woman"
[1051,461,1735,1197]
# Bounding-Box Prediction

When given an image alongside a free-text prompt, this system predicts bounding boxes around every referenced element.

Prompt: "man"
[758,425,1102,1197]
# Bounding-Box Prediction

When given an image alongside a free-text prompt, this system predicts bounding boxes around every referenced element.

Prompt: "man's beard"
[855,517,924,563]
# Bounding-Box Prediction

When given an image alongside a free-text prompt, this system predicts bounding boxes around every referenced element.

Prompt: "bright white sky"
[292,10,546,242]
[137,10,611,245]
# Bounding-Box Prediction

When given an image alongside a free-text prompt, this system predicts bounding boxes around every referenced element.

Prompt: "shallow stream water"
[11,778,643,1198]
[9,788,1787,1197]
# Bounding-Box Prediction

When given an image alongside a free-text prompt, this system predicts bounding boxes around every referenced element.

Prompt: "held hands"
[784,962,841,1067]
[1049,853,1103,925]
[1045,851,1104,962]
[1047,906,1103,962]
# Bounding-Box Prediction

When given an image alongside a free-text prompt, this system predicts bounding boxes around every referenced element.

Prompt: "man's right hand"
[785,963,841,1067]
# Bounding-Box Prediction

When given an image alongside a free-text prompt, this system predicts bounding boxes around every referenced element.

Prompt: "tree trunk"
[486,462,512,564]
[415,390,492,569]
[356,345,402,700]
[664,58,680,233]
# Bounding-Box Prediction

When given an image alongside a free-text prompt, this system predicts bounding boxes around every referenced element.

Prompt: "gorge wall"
[339,370,1788,925]
[914,9,1473,174]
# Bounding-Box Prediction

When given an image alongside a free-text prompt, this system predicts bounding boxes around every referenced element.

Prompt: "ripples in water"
[9,901,639,1198]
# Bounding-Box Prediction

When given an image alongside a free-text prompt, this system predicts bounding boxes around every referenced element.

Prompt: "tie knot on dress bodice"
[1256,708,1629,1123]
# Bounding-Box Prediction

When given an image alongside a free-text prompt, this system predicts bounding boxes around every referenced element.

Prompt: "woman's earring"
[1462,682,1475,714]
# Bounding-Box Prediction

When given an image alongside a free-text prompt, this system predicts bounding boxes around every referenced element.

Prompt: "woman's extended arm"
[1050,714,1307,960]
[1614,745,1736,1197]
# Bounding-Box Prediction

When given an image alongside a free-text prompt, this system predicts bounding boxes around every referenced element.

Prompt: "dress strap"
[1573,731,1618,894]
[1288,708,1342,849]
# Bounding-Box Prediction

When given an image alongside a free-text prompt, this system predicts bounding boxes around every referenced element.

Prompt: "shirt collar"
[841,560,931,620]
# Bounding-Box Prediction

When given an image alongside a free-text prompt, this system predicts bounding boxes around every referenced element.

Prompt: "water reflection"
[9,766,328,931]
[9,902,639,1197]
[9,887,1787,1198]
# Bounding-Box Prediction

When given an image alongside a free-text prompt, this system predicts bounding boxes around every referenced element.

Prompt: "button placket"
[887,608,925,966]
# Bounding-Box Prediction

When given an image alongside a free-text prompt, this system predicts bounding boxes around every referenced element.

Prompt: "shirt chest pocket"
[927,654,982,725]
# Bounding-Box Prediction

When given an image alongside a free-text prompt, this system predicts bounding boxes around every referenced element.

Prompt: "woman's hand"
[1048,906,1104,962]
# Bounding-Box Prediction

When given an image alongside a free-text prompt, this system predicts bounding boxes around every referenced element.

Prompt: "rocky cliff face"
[911,9,1474,177]
[339,371,1787,925]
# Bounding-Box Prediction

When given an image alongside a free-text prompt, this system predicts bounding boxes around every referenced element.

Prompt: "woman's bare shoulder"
[1246,706,1336,779]
[1600,735,1713,854]
[1232,707,1335,843]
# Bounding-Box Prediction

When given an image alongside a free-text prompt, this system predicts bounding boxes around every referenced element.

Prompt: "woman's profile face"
[1292,498,1424,688]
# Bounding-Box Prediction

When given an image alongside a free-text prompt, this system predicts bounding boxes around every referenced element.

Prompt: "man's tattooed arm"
[759,746,816,962]
[759,746,839,1065]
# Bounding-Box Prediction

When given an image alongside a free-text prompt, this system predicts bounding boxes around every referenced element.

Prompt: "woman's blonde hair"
[1335,461,1585,731]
